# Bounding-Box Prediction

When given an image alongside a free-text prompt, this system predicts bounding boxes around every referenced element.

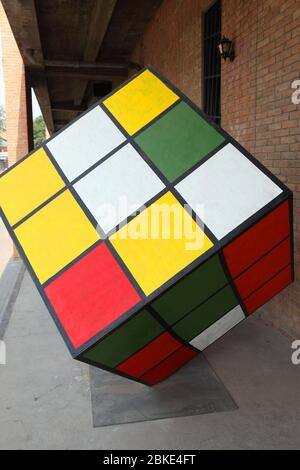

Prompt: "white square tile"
[73,143,165,234]
[175,143,282,239]
[190,305,245,350]
[46,106,126,180]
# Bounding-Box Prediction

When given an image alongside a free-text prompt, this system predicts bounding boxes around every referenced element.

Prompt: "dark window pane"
[203,0,221,124]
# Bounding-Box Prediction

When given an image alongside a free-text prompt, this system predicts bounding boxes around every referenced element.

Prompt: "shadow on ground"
[0,271,299,449]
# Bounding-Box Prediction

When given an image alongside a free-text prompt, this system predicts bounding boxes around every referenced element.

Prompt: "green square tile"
[81,309,164,368]
[172,285,239,342]
[151,255,228,325]
[134,101,225,182]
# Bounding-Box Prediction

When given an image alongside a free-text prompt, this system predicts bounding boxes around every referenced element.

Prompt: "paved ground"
[0,269,300,449]
[0,219,12,276]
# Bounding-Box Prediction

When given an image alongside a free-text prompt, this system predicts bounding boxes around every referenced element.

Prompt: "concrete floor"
[0,220,12,276]
[0,270,300,449]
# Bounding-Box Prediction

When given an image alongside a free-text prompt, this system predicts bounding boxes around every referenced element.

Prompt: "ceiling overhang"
[1,0,162,133]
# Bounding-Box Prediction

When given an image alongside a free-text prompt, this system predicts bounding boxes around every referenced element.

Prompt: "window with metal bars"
[203,0,221,125]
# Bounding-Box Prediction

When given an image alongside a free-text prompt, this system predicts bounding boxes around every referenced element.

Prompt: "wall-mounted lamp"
[218,36,235,62]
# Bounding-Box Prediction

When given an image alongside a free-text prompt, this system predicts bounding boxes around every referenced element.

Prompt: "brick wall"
[131,0,212,106]
[131,0,300,338]
[0,3,30,257]
[222,0,300,338]
[0,3,29,168]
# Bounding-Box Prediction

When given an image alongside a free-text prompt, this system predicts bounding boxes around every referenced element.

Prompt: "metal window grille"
[203,0,221,125]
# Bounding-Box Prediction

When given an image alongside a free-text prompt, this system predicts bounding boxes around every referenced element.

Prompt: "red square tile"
[234,238,291,299]
[45,243,141,348]
[142,346,198,385]
[116,331,183,377]
[244,265,292,314]
[224,201,290,278]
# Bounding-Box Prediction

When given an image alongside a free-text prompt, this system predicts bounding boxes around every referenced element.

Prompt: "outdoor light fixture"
[218,36,235,61]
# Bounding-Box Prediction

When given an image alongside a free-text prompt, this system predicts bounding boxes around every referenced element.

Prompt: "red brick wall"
[0,3,29,168]
[221,0,258,155]
[223,0,300,337]
[131,0,213,106]
[132,0,300,338]
[0,3,30,257]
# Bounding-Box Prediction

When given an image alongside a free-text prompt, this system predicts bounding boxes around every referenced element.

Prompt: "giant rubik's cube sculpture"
[0,66,294,385]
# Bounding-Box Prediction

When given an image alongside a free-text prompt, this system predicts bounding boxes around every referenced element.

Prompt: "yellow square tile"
[14,190,100,283]
[110,192,213,295]
[0,148,65,226]
[103,69,179,135]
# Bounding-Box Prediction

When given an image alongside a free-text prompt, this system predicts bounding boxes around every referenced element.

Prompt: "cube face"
[46,106,126,181]
[141,347,198,386]
[109,191,214,296]
[14,190,100,283]
[73,143,165,234]
[175,143,283,240]
[44,244,142,348]
[243,266,292,314]
[190,305,245,351]
[134,101,225,182]
[0,148,65,226]
[0,66,293,386]
[172,285,240,342]
[103,69,179,135]
[223,200,293,315]
[81,309,164,368]
[150,254,229,324]
[223,200,291,277]
[116,332,183,378]
[80,308,197,384]
[233,238,291,299]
